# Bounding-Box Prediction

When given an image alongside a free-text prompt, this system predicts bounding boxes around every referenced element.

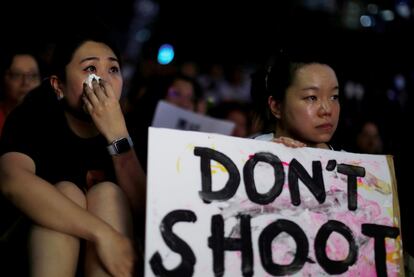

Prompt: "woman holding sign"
[250,47,341,150]
[250,47,414,276]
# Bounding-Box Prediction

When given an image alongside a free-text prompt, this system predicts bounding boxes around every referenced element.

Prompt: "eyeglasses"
[6,71,40,82]
[167,88,195,102]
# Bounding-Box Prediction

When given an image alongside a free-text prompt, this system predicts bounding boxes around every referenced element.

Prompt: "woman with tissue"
[0,25,145,276]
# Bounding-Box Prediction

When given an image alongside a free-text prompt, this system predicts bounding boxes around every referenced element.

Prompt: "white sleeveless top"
[252,133,336,150]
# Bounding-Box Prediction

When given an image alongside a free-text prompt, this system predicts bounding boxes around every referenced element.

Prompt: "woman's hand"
[82,78,128,143]
[95,228,135,277]
[272,136,307,148]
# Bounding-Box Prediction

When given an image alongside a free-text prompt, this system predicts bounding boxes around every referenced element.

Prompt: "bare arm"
[0,152,135,276]
[0,152,110,241]
[83,78,147,215]
[111,148,146,214]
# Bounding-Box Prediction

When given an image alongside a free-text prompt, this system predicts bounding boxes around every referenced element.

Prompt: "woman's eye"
[305,96,317,101]
[109,66,120,73]
[331,94,339,101]
[84,66,96,73]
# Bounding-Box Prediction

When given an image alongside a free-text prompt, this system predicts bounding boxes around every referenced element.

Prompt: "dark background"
[2,0,414,67]
[1,0,413,256]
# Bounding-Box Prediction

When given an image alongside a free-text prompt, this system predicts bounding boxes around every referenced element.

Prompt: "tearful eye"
[109,66,120,73]
[84,66,97,73]
[305,96,317,101]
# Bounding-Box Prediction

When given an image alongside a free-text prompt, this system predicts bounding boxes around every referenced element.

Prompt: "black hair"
[133,73,202,110]
[208,100,249,119]
[250,47,337,133]
[1,48,39,72]
[169,73,204,104]
[0,48,42,100]
[49,20,122,82]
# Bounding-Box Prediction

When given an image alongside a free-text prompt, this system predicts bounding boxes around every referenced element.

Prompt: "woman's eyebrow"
[79,56,99,64]
[108,57,119,63]
[79,56,119,64]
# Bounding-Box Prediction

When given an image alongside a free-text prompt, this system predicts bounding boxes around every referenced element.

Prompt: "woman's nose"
[319,100,332,115]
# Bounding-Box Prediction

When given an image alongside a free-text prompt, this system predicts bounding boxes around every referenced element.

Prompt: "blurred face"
[165,79,195,110]
[228,110,248,137]
[4,54,41,103]
[56,41,122,119]
[356,122,383,154]
[271,63,340,147]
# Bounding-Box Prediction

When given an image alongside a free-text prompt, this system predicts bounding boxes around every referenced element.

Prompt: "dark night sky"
[146,1,414,71]
[1,0,413,71]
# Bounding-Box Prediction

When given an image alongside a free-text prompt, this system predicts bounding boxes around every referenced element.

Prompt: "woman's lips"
[316,123,333,131]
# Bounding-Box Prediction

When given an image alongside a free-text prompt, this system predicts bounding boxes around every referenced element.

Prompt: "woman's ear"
[268,95,282,119]
[50,75,64,100]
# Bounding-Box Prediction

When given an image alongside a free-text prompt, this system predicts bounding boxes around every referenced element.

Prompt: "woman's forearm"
[0,153,114,243]
[112,148,146,214]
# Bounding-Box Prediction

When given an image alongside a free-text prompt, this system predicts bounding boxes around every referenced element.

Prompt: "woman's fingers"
[81,77,127,140]
[91,78,109,102]
[83,80,100,106]
[83,78,117,111]
[272,136,307,148]
[99,78,115,98]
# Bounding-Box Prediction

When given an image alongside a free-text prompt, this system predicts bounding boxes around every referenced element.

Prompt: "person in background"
[0,24,145,277]
[208,100,251,138]
[354,120,384,154]
[164,74,202,111]
[0,50,42,135]
[250,48,340,150]
[126,73,204,171]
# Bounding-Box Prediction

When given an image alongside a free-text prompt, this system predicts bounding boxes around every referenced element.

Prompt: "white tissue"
[84,74,101,88]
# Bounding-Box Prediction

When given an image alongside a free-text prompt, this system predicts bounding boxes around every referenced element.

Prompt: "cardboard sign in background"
[151,100,235,135]
[145,128,403,276]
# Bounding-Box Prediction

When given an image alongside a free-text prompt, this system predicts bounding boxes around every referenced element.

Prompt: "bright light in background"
[395,0,411,19]
[381,10,395,21]
[360,15,375,27]
[157,44,175,64]
[394,74,406,91]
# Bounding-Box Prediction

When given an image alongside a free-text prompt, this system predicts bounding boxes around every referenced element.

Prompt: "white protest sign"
[151,100,235,135]
[145,128,403,276]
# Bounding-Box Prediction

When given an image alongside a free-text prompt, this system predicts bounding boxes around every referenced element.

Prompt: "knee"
[55,181,87,209]
[86,182,132,235]
[86,181,126,203]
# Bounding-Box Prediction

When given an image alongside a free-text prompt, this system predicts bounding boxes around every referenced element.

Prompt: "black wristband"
[107,136,133,155]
